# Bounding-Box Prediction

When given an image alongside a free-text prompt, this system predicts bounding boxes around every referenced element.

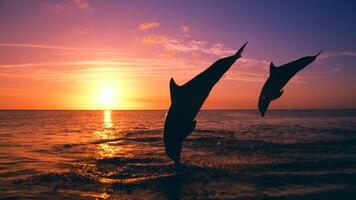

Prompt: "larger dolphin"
[258,50,323,117]
[163,42,247,164]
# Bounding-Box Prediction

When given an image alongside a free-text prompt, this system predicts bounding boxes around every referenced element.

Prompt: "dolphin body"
[258,50,323,117]
[163,42,247,164]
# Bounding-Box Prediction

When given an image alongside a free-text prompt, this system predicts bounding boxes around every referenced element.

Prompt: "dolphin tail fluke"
[315,49,323,57]
[235,42,248,57]
[307,49,323,63]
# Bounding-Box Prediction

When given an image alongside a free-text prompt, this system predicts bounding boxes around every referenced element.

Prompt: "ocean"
[0,110,356,199]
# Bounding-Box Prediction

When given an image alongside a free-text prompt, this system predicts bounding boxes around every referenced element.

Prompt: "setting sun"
[99,88,116,109]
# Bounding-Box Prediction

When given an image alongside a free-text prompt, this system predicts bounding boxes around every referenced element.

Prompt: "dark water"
[0,110,356,199]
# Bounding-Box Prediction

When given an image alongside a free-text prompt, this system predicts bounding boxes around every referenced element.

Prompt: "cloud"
[0,58,177,69]
[332,66,342,72]
[0,42,122,54]
[159,50,177,58]
[203,43,235,56]
[41,2,68,14]
[141,34,168,44]
[41,0,93,13]
[142,34,243,57]
[181,26,190,33]
[0,42,85,51]
[225,71,267,82]
[72,0,93,12]
[138,22,160,31]
[140,34,273,83]
[319,51,356,59]
[165,39,207,52]
[0,57,192,82]
[238,57,270,66]
[0,55,275,84]
[0,61,134,69]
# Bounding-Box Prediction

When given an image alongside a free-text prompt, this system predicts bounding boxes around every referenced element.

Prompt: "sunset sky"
[0,0,355,110]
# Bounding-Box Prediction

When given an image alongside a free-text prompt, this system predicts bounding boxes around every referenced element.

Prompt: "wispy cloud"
[204,43,235,56]
[140,30,261,60]
[41,1,68,14]
[142,34,237,57]
[332,66,343,72]
[319,51,356,59]
[225,71,267,82]
[140,33,273,83]
[138,22,160,31]
[41,0,93,13]
[72,0,93,12]
[0,42,122,54]
[141,34,168,44]
[159,49,177,58]
[0,58,191,81]
[165,39,207,52]
[0,58,179,69]
[238,57,270,66]
[181,25,190,33]
[0,42,86,51]
[0,56,304,84]
[0,61,134,69]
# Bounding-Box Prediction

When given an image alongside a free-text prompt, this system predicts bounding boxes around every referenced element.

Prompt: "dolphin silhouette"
[163,42,247,164]
[258,50,323,117]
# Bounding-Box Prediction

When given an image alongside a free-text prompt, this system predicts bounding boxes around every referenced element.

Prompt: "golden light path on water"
[94,110,119,158]
[89,110,172,188]
[103,110,113,129]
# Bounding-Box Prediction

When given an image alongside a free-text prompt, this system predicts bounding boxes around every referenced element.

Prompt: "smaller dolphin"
[258,50,323,117]
[163,42,248,164]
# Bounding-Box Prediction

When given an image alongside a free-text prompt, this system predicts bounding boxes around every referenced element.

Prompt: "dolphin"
[258,50,323,117]
[163,42,247,164]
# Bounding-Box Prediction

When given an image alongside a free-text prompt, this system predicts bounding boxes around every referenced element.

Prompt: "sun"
[99,87,116,109]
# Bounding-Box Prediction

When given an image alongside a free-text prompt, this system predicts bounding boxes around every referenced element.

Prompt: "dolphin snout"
[164,134,183,164]
[260,110,265,117]
[258,97,270,117]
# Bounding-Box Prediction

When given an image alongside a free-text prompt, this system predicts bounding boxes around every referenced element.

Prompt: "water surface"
[1,110,356,199]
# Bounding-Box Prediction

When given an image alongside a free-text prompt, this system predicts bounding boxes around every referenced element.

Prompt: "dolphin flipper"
[186,120,196,137]
[271,90,284,100]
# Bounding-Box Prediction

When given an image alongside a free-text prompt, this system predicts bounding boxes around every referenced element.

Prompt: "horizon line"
[0,108,355,111]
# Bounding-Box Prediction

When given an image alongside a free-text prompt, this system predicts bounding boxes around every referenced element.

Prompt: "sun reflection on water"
[93,110,119,158]
[103,110,113,129]
[89,110,139,185]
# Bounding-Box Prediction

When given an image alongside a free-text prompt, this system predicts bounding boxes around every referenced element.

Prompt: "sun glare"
[99,88,116,109]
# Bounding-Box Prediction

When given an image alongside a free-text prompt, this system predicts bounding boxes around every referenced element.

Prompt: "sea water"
[1,110,356,199]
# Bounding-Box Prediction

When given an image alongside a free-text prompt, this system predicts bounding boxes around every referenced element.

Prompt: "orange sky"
[0,0,356,110]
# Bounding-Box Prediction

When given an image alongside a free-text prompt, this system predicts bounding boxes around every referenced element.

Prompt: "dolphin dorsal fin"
[269,62,277,75]
[169,78,179,101]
